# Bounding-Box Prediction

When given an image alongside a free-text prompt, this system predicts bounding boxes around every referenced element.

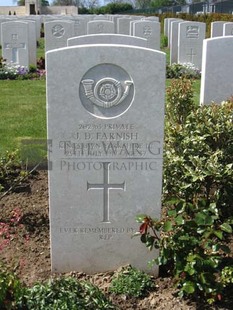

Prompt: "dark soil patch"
[0,171,232,309]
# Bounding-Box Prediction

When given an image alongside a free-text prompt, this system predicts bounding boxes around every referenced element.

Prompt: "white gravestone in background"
[46,44,166,274]
[67,34,147,47]
[22,20,37,66]
[164,18,177,37]
[87,20,115,34]
[178,21,206,70]
[223,22,233,36]
[200,36,233,105]
[73,18,87,36]
[2,21,29,68]
[211,21,226,37]
[167,18,182,48]
[170,20,182,64]
[0,18,10,46]
[44,20,75,52]
[132,20,160,50]
[117,17,131,35]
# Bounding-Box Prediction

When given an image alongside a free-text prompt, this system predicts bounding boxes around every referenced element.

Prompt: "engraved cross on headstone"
[187,48,196,63]
[4,34,26,63]
[87,162,126,223]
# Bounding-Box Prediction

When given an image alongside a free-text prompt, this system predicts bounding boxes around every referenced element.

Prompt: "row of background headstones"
[0,15,160,68]
[166,17,233,104]
[43,15,160,52]
[1,15,233,105]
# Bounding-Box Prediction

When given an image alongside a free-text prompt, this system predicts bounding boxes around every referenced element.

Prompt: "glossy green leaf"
[220,223,232,233]
[183,282,195,294]
[214,230,223,240]
[168,209,177,217]
[164,220,173,232]
[175,215,184,225]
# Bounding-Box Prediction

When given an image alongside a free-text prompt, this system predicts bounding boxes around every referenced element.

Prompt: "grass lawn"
[0,79,46,156]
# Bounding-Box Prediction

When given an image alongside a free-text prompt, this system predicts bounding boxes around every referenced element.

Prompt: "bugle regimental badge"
[81,77,133,109]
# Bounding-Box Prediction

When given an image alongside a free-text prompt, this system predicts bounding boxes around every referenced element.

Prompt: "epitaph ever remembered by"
[46,44,166,274]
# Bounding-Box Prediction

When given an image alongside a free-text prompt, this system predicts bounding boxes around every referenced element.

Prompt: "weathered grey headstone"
[170,20,182,64]
[223,22,233,36]
[46,44,166,274]
[20,16,41,41]
[23,20,37,66]
[200,36,233,105]
[211,21,226,37]
[178,21,206,70]
[44,20,75,52]
[164,18,177,37]
[146,16,159,22]
[0,18,10,46]
[167,18,182,48]
[117,17,131,35]
[112,15,122,33]
[93,15,109,21]
[2,21,29,68]
[132,20,160,50]
[87,20,115,34]
[67,34,147,47]
[73,17,87,36]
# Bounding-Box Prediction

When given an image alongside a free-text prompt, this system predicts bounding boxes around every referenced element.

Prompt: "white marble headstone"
[46,44,166,274]
[164,18,177,37]
[223,22,233,36]
[73,17,87,37]
[0,18,10,45]
[170,20,182,64]
[67,34,147,47]
[178,21,206,70]
[87,20,115,34]
[200,36,233,105]
[44,20,75,52]
[22,20,37,66]
[117,17,131,35]
[2,21,29,68]
[211,21,226,38]
[132,20,160,50]
[167,18,182,48]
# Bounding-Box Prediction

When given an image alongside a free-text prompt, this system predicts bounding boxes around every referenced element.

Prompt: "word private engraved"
[79,64,134,119]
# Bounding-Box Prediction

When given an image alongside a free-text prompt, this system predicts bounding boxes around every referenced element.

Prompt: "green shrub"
[0,262,24,309]
[109,266,154,298]
[19,276,115,310]
[160,34,168,48]
[135,79,233,304]
[29,65,37,73]
[221,266,233,287]
[0,150,28,192]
